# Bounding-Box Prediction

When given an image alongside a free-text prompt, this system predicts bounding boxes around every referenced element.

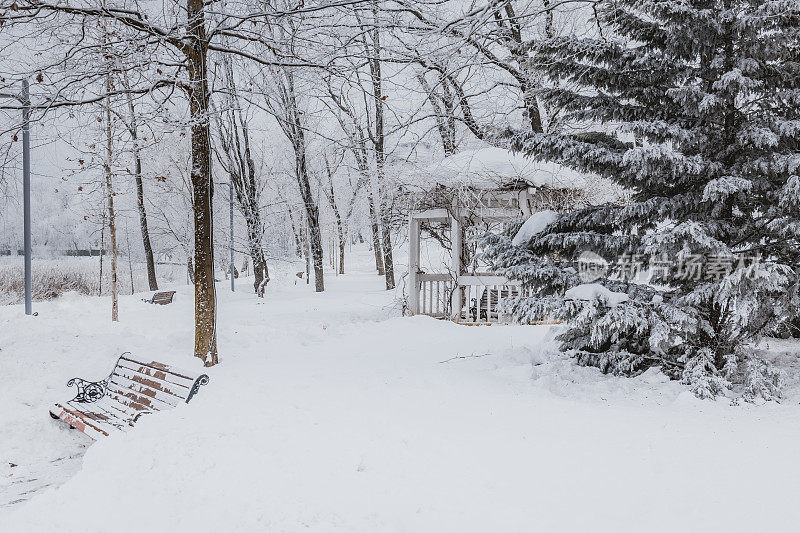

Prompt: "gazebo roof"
[422,147,590,191]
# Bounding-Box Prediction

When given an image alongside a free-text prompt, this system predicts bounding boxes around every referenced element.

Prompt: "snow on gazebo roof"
[421,147,591,191]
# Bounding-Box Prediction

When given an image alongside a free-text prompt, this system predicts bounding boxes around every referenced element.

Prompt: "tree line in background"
[0,0,582,365]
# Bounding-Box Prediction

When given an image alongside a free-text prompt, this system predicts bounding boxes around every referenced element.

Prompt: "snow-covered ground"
[2,246,800,532]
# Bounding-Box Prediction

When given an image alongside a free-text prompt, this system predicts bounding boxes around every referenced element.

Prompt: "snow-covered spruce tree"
[484,0,800,399]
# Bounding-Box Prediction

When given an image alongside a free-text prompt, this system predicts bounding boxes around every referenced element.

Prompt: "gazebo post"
[450,214,462,321]
[408,215,421,315]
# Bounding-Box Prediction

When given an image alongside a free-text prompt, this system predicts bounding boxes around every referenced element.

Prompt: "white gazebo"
[406,147,597,324]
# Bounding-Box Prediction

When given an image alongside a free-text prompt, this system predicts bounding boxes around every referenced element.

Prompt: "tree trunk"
[367,191,384,275]
[441,75,457,153]
[499,2,545,134]
[104,161,119,321]
[248,225,269,296]
[323,158,347,275]
[134,161,158,291]
[241,185,268,296]
[104,73,119,322]
[122,70,158,291]
[99,211,105,296]
[303,217,310,284]
[300,178,324,292]
[379,210,395,289]
[214,54,270,298]
[338,235,345,275]
[280,69,324,291]
[417,72,457,156]
[186,0,217,365]
[335,220,345,275]
[521,82,544,133]
[287,207,303,258]
[368,5,395,290]
[126,225,135,295]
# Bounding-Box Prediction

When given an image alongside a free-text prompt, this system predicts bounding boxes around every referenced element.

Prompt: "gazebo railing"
[453,275,522,324]
[417,273,453,318]
[412,273,524,324]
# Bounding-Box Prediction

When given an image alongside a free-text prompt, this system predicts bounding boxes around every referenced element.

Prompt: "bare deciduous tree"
[213,56,270,296]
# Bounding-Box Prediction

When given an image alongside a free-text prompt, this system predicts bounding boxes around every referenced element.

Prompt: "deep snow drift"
[2,248,800,532]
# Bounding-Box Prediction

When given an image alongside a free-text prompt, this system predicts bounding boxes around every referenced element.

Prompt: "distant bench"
[470,286,520,322]
[49,354,209,440]
[142,290,176,305]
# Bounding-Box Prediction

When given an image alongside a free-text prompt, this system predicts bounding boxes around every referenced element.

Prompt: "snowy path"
[2,248,800,531]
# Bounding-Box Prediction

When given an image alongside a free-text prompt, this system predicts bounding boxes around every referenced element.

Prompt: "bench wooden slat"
[112,366,191,401]
[119,356,198,383]
[81,406,135,430]
[50,353,209,440]
[109,373,183,407]
[116,359,194,391]
[90,394,141,417]
[53,404,116,440]
[106,377,180,411]
[66,401,128,430]
[103,388,153,413]
[53,407,107,439]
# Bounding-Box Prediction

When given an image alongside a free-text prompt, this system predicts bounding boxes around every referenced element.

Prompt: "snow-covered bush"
[0,262,98,304]
[0,258,189,304]
[484,0,800,400]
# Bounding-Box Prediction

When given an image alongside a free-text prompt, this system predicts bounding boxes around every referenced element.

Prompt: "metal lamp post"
[0,80,32,315]
[230,179,234,292]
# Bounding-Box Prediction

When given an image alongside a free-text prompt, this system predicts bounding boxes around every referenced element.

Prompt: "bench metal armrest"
[186,374,210,403]
[67,377,109,403]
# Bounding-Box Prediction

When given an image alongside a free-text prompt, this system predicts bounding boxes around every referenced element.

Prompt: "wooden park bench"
[142,290,176,305]
[49,353,209,440]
